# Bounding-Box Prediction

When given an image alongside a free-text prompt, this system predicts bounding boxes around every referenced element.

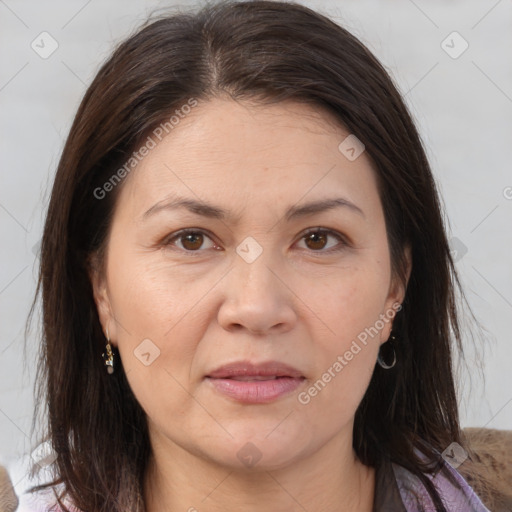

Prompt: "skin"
[91,98,411,512]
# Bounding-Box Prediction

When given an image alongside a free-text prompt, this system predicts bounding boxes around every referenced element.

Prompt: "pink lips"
[205,361,305,403]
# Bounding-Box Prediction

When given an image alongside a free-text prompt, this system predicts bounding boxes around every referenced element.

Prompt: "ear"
[88,253,118,345]
[380,244,412,343]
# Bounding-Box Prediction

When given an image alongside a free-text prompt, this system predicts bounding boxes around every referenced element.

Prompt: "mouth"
[206,360,304,379]
[205,361,305,403]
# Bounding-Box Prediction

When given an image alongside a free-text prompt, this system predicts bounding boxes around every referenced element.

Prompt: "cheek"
[106,252,211,401]
[292,261,388,416]
[108,247,209,339]
[297,348,377,443]
[298,261,390,349]
[297,285,380,430]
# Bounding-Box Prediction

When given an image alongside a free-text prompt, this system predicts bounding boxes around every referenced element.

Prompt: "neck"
[143,431,375,512]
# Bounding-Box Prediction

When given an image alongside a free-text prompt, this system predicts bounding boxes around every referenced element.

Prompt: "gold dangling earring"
[102,325,114,374]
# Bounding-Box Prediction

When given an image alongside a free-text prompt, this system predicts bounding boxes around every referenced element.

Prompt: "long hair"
[29,1,474,509]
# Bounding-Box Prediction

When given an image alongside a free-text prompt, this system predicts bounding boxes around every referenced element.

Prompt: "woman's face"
[91,98,409,471]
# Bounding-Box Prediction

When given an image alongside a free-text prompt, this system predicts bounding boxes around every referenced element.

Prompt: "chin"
[201,430,312,472]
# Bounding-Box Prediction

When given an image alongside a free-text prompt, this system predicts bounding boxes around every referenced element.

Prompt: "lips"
[206,360,304,380]
[205,361,305,403]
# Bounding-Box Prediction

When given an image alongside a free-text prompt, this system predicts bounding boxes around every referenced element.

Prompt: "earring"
[377,330,397,369]
[102,326,114,374]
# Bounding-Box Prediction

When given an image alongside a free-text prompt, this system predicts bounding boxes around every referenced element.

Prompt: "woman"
[21,1,493,510]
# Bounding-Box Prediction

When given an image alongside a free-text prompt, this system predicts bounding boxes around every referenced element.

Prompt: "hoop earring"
[102,325,114,374]
[377,331,397,370]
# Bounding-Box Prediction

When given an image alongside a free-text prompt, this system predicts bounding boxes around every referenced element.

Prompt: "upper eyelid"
[164,228,218,245]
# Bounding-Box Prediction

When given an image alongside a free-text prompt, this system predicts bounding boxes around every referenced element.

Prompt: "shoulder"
[16,482,82,512]
[373,449,493,511]
[458,428,512,512]
[5,455,82,512]
[17,488,66,512]
[389,451,492,512]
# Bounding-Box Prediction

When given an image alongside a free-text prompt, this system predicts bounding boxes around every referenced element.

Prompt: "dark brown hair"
[29,1,475,510]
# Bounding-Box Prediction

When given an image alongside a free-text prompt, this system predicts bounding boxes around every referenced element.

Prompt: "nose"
[217,249,297,335]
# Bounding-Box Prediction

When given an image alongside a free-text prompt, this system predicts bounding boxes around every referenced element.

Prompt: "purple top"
[390,458,490,511]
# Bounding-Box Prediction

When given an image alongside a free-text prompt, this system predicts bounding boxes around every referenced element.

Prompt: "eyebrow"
[141,194,365,222]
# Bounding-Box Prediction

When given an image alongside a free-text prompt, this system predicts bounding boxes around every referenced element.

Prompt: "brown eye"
[181,232,204,250]
[297,229,346,253]
[304,231,328,250]
[165,230,217,252]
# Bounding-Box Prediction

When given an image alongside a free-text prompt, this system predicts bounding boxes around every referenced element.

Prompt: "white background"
[1,0,511,479]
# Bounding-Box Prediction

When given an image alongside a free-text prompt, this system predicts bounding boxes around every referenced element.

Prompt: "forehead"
[116,98,381,223]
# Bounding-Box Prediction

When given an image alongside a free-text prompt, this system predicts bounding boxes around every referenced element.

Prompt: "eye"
[162,227,348,255]
[296,228,347,252]
[163,229,219,252]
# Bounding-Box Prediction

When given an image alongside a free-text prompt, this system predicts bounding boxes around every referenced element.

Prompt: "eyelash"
[162,228,348,256]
